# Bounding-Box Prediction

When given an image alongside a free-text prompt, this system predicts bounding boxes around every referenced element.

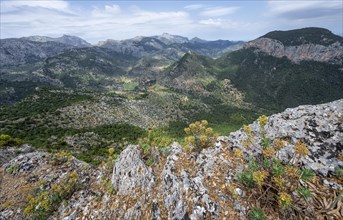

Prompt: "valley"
[0,27,342,164]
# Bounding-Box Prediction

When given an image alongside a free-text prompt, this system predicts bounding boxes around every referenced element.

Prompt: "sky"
[1,0,342,44]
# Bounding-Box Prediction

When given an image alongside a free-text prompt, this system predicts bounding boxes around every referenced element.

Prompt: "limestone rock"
[245,38,343,64]
[111,145,155,195]
[226,99,343,176]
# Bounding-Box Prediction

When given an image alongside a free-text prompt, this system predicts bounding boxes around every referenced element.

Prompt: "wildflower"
[195,121,201,127]
[200,135,207,144]
[278,192,292,207]
[189,123,197,132]
[147,130,153,136]
[187,136,195,144]
[274,139,286,149]
[273,176,286,190]
[205,128,213,135]
[243,125,252,136]
[213,133,219,140]
[262,147,276,158]
[258,115,268,128]
[200,126,206,133]
[201,120,208,127]
[253,170,268,187]
[184,127,191,135]
[285,165,300,179]
[234,149,243,158]
[294,141,309,157]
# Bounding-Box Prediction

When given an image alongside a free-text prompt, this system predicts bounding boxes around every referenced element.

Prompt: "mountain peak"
[260,27,343,46]
[21,34,91,47]
[190,37,206,43]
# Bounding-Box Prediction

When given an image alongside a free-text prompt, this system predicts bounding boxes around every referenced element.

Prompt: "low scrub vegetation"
[228,115,317,218]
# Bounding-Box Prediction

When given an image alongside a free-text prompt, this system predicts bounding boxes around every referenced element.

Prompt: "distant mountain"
[260,27,343,46]
[42,47,137,88]
[245,27,343,64]
[214,27,343,110]
[97,37,168,57]
[0,35,91,67]
[154,33,189,45]
[0,39,73,67]
[98,34,244,58]
[1,28,341,111]
[21,35,91,47]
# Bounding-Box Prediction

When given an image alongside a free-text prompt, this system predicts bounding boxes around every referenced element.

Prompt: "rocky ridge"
[1,100,342,219]
[245,37,343,64]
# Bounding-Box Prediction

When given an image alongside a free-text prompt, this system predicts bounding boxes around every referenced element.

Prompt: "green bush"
[184,120,218,152]
[24,172,80,219]
[0,134,23,148]
[138,129,174,166]
[233,115,316,217]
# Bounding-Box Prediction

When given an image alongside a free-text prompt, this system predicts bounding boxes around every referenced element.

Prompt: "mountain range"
[0,27,343,219]
[0,27,342,164]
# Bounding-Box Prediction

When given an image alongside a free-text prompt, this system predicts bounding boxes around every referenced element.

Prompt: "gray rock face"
[21,35,91,47]
[245,37,343,64]
[1,100,342,219]
[0,144,34,166]
[226,99,343,176]
[111,145,155,195]
[0,39,74,67]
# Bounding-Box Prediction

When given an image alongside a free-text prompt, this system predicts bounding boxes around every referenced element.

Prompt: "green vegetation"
[123,82,138,91]
[249,207,266,220]
[231,115,316,217]
[24,172,81,220]
[138,129,173,165]
[261,27,343,46]
[0,87,92,120]
[215,48,343,111]
[184,120,218,152]
[191,105,262,135]
[0,134,23,148]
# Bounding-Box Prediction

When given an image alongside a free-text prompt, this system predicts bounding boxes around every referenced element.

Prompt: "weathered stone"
[226,99,343,176]
[245,38,343,64]
[111,145,155,195]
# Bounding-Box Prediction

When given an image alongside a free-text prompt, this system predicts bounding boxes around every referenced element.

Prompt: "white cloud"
[267,0,342,19]
[1,0,70,12]
[200,6,239,17]
[184,4,205,10]
[92,5,121,17]
[199,18,223,26]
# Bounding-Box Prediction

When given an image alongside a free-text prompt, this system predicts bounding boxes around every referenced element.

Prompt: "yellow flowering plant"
[234,115,316,218]
[184,120,218,152]
[138,129,174,166]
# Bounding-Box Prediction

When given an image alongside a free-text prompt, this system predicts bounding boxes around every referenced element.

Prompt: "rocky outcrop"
[0,144,34,166]
[111,145,155,195]
[226,99,343,176]
[1,100,342,219]
[0,39,74,67]
[245,37,343,64]
[21,35,91,47]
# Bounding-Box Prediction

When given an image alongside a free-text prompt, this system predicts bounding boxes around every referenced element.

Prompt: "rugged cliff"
[1,100,342,219]
[244,37,343,65]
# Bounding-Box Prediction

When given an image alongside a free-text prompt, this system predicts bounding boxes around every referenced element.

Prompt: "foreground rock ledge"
[0,99,342,219]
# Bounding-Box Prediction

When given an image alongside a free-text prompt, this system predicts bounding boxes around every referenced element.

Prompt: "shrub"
[24,172,80,219]
[184,120,218,152]
[234,115,315,217]
[0,134,23,148]
[49,151,73,166]
[138,129,173,166]
[249,207,266,220]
